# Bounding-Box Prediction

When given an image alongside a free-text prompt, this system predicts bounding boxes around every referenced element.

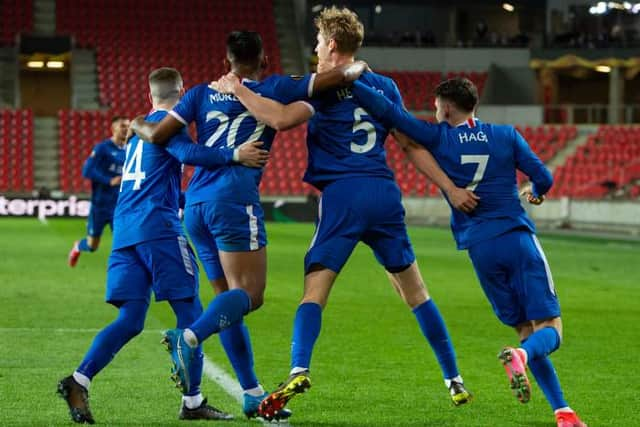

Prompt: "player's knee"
[249,293,264,311]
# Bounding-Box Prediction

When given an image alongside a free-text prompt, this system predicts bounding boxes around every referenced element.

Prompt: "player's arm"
[82,146,119,186]
[393,131,479,213]
[130,114,184,146]
[165,134,269,169]
[214,75,312,131]
[351,80,441,150]
[513,127,553,205]
[310,60,369,94]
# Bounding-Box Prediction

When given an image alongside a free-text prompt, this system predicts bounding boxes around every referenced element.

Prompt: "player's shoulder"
[145,109,169,122]
[361,71,397,89]
[482,121,516,137]
[184,82,210,99]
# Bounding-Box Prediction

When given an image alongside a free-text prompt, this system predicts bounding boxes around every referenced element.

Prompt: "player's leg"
[362,178,469,405]
[259,186,360,420]
[68,208,106,266]
[182,201,268,345]
[58,247,150,423]
[181,203,276,418]
[512,233,585,426]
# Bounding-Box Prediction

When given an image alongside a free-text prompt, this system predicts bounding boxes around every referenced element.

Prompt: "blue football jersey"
[302,72,401,189]
[351,80,553,249]
[82,139,125,211]
[170,75,314,205]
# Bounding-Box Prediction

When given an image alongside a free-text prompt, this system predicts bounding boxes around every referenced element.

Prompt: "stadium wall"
[402,198,640,235]
[475,105,543,125]
[359,48,530,71]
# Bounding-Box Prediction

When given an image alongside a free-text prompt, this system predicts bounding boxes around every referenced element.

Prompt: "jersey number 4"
[461,154,489,191]
[121,142,146,191]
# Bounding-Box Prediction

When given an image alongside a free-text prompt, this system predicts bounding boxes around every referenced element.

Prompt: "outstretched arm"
[393,131,479,213]
[214,75,312,131]
[513,128,553,204]
[351,80,441,150]
[130,113,184,146]
[211,61,368,131]
[166,134,269,169]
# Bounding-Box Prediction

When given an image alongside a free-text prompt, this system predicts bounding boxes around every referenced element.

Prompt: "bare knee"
[533,317,563,341]
[387,262,429,309]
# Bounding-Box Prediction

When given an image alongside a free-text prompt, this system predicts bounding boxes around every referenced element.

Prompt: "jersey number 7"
[461,154,489,191]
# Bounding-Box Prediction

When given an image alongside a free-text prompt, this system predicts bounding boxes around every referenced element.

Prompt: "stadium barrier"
[0,195,90,221]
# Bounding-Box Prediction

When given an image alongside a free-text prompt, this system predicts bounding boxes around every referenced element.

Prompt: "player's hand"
[110,176,122,186]
[446,187,480,213]
[236,141,269,168]
[340,60,369,84]
[520,184,545,205]
[129,115,145,139]
[210,72,241,94]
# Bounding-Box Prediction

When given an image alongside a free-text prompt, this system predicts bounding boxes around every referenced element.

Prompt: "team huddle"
[58,6,586,427]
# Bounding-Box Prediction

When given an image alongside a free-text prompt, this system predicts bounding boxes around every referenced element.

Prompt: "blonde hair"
[314,6,364,54]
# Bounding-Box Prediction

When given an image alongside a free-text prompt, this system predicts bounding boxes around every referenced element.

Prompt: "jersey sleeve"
[512,127,553,196]
[82,144,113,184]
[170,85,202,126]
[265,74,315,104]
[351,80,442,151]
[165,133,234,168]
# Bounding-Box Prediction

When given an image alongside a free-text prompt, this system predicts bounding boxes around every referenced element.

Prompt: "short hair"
[226,31,263,68]
[111,115,127,124]
[435,78,479,113]
[148,67,183,102]
[314,6,364,54]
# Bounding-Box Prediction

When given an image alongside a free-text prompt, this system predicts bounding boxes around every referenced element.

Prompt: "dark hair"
[111,115,127,124]
[226,31,263,67]
[434,78,479,113]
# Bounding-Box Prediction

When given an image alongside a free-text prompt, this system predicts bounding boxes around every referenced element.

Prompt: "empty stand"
[549,126,640,199]
[0,0,32,45]
[57,0,281,116]
[379,71,488,111]
[58,110,113,193]
[0,109,34,192]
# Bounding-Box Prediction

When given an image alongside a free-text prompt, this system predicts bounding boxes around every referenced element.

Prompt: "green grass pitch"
[0,218,638,426]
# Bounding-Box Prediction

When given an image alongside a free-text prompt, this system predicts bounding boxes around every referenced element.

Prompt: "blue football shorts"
[467,228,561,327]
[184,200,267,281]
[305,177,416,274]
[86,206,114,238]
[106,235,199,304]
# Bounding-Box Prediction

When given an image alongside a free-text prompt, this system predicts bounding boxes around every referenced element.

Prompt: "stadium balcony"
[57,0,281,116]
[0,109,34,192]
[0,0,32,45]
[548,126,640,199]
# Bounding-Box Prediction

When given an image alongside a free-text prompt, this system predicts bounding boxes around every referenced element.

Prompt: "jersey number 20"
[205,111,266,148]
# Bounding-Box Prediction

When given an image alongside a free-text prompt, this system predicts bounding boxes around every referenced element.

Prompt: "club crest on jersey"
[458,131,488,143]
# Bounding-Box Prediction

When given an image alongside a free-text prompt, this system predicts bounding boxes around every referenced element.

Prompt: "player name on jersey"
[458,131,488,143]
[210,93,238,103]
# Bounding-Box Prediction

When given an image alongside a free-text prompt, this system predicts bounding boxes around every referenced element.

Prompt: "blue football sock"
[220,321,259,390]
[290,302,322,370]
[521,327,560,361]
[413,299,459,379]
[522,338,568,411]
[76,300,148,379]
[189,288,251,343]
[170,298,204,396]
[78,238,95,252]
